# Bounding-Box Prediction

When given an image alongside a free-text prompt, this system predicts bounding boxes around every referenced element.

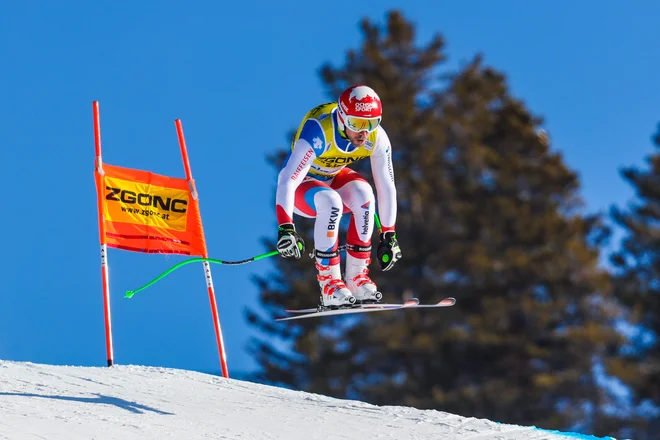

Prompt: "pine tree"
[608,125,660,440]
[247,10,622,436]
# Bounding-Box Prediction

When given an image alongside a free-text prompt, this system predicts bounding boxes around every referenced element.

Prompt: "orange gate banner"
[96,163,206,255]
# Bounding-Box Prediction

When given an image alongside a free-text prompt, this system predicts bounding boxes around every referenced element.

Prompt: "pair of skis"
[275,297,456,321]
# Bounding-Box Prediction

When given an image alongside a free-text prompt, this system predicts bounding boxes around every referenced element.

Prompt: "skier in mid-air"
[275,84,402,308]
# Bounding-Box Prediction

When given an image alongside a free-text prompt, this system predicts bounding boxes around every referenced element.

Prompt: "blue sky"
[1,1,659,378]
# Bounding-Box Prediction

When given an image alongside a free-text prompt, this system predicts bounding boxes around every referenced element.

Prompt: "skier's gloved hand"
[377,231,401,271]
[277,223,305,259]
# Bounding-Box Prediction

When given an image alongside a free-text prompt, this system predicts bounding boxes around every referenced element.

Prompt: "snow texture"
[0,360,617,440]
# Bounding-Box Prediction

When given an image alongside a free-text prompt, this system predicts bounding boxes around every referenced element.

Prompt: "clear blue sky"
[1,1,659,377]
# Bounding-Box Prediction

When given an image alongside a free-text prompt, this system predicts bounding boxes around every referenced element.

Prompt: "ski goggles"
[343,115,381,133]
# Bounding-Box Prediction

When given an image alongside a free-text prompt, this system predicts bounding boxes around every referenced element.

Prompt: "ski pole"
[125,239,310,298]
[124,250,281,299]
[374,212,383,234]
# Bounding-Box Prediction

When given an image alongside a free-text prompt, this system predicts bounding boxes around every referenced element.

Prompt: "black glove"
[377,231,401,271]
[277,223,305,259]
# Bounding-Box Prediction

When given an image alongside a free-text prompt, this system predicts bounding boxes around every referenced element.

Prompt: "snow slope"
[0,360,616,440]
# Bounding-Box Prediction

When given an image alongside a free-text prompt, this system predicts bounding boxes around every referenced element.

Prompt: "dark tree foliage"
[246,10,622,437]
[608,125,660,440]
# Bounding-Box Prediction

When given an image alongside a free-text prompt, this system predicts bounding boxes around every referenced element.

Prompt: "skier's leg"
[331,169,381,302]
[293,177,342,264]
[294,177,355,307]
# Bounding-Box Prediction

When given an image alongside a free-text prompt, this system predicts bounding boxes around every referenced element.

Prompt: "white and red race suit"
[276,102,397,265]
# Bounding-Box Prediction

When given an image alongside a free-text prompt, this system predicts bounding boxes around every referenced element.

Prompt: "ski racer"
[275,84,402,308]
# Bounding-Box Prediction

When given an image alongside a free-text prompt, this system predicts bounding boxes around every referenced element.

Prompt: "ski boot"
[345,254,383,304]
[316,261,356,310]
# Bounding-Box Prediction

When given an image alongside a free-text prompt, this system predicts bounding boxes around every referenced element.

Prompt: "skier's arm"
[370,128,401,270]
[275,140,315,259]
[276,118,326,224]
[276,141,317,225]
[370,128,397,232]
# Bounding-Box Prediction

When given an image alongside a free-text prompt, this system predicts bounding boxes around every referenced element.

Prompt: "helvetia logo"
[361,202,370,235]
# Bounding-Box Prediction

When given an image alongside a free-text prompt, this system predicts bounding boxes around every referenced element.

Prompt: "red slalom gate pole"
[174,119,229,378]
[93,101,115,367]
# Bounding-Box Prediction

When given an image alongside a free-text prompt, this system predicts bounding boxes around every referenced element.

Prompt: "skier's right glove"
[277,223,305,259]
[377,231,402,271]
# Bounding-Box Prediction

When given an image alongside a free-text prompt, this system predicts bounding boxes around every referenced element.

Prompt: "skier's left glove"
[277,223,305,259]
[377,231,402,271]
